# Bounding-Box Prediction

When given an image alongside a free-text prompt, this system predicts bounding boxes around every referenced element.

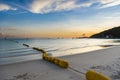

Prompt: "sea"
[0,38,120,65]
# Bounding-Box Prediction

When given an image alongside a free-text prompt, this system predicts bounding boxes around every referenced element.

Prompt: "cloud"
[0,0,119,13]
[99,0,120,8]
[99,0,114,4]
[28,0,93,14]
[0,0,114,14]
[0,4,17,11]
[54,0,93,11]
[98,0,120,8]
[28,0,120,14]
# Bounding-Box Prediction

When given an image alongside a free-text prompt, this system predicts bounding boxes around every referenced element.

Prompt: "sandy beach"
[0,46,120,80]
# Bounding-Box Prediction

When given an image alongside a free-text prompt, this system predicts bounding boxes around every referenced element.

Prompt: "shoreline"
[0,46,120,80]
[0,44,114,66]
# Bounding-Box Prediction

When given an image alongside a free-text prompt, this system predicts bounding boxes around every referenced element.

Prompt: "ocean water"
[0,38,120,65]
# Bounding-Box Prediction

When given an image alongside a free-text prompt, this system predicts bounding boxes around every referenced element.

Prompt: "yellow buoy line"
[32,47,111,80]
[5,39,111,80]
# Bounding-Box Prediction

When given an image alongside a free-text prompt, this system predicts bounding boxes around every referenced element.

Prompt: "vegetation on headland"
[90,26,120,39]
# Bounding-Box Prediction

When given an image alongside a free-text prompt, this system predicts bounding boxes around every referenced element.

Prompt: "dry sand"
[0,46,120,80]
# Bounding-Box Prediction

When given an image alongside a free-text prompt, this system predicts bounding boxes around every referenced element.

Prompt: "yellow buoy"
[59,60,69,68]
[86,70,111,80]
[54,59,60,65]
[42,53,47,59]
[47,57,51,61]
[49,57,55,62]
[42,50,69,69]
[45,56,49,61]
[33,47,46,53]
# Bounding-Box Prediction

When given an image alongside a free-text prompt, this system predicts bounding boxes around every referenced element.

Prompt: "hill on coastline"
[90,26,120,38]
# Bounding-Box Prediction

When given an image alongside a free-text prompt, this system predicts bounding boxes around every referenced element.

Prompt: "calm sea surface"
[0,38,120,65]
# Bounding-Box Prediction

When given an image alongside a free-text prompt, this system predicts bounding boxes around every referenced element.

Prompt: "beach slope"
[0,46,120,80]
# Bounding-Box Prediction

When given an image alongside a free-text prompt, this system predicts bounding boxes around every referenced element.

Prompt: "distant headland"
[90,26,120,39]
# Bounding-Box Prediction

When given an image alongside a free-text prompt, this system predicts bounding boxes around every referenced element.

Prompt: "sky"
[0,0,120,38]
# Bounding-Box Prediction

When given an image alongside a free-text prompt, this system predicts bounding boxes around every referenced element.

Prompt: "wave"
[0,52,40,58]
[0,49,34,54]
[0,47,31,52]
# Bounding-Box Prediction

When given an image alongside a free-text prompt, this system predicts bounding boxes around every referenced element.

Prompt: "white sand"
[0,46,120,80]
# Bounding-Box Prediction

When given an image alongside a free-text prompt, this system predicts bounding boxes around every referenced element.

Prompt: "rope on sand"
[69,66,85,75]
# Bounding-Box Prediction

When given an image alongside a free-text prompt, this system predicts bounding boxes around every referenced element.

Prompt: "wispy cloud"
[28,0,120,14]
[99,0,120,8]
[0,4,17,11]
[99,0,114,4]
[1,0,119,14]
[28,0,93,14]
[11,2,29,11]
